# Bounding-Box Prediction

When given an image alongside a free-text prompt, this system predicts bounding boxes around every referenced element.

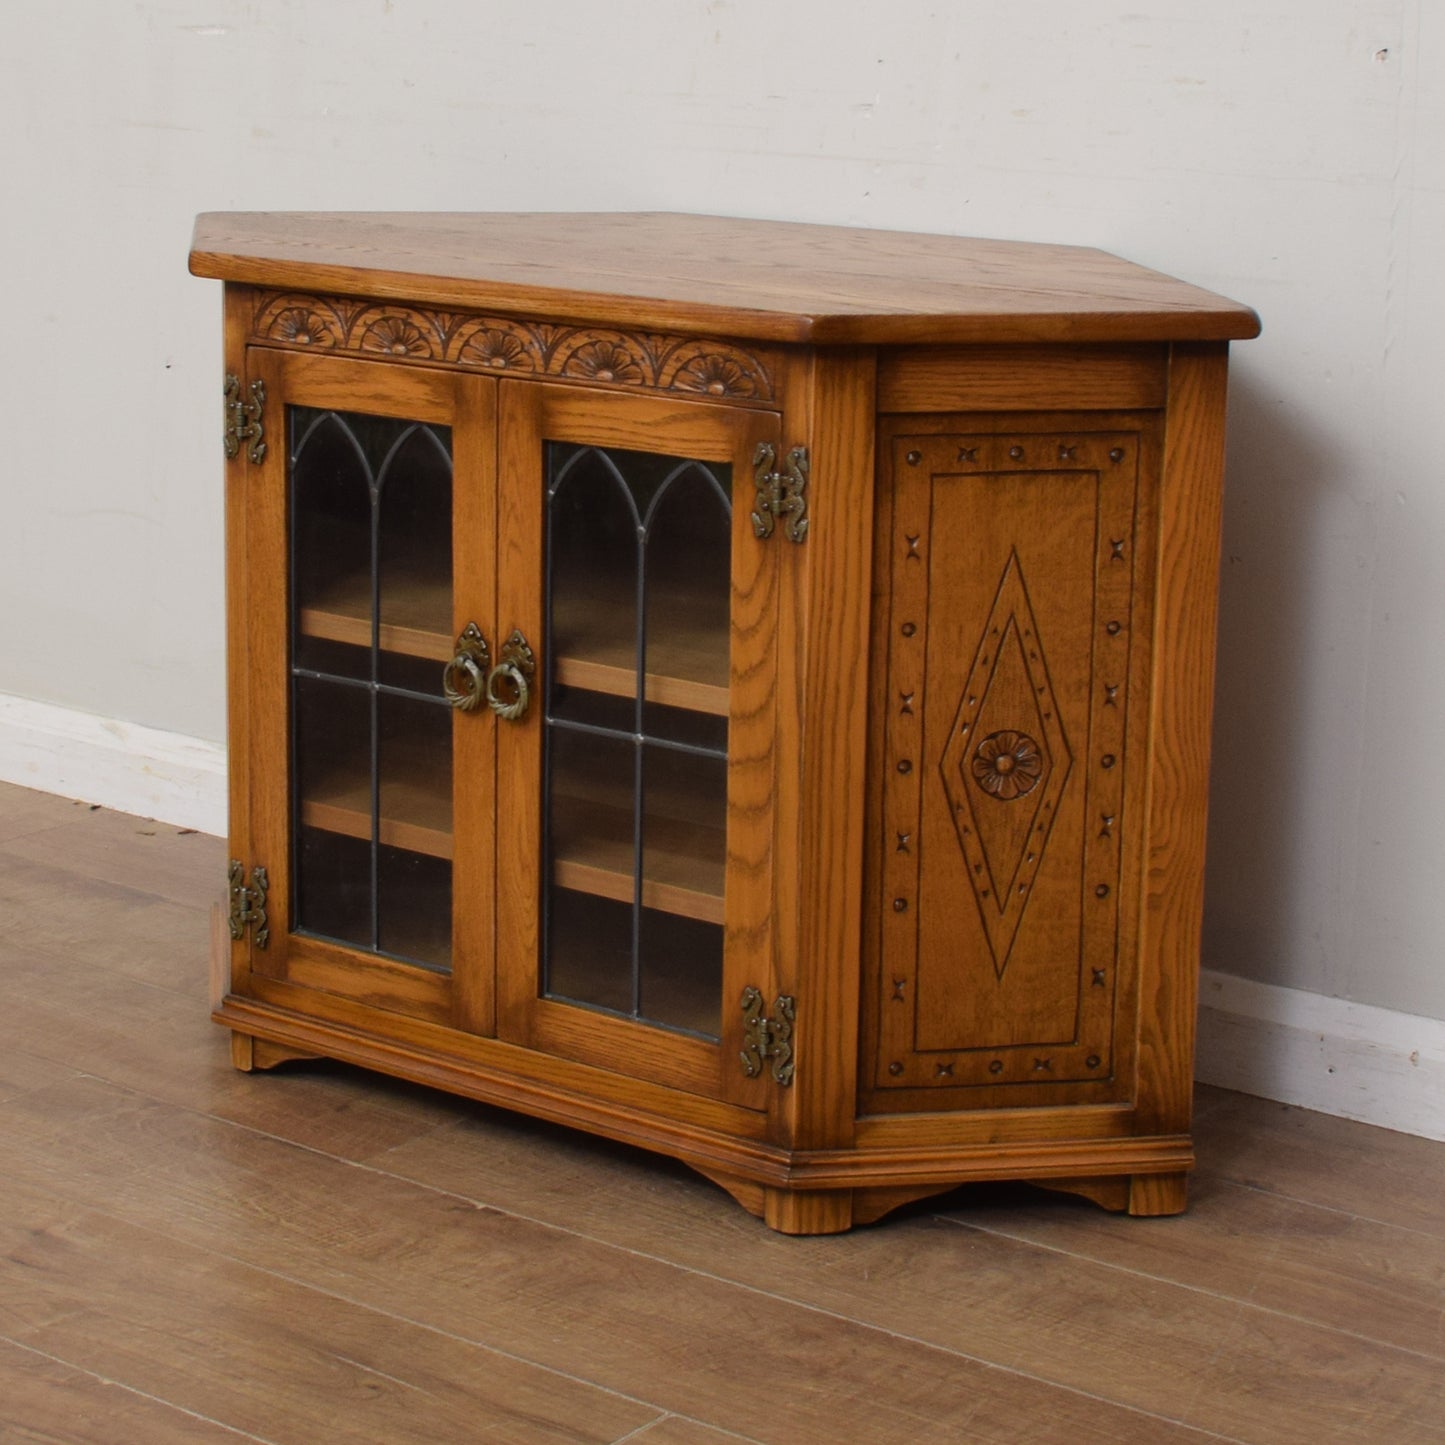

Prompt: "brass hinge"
[739,987,796,1085]
[228,860,270,949]
[224,374,268,464]
[751,443,809,543]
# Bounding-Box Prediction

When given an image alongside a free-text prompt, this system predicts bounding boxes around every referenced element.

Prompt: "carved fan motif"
[939,549,1072,979]
[252,293,775,401]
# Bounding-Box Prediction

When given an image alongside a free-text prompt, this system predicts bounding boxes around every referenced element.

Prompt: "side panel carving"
[251,292,776,404]
[874,429,1151,1094]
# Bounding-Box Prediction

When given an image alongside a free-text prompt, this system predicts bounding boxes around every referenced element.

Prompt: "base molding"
[1196,969,1445,1142]
[0,691,226,835]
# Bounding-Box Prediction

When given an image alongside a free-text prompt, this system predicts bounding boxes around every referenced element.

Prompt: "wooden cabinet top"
[190,211,1259,347]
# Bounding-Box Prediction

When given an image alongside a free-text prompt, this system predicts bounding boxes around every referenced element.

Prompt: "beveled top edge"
[189,211,1261,345]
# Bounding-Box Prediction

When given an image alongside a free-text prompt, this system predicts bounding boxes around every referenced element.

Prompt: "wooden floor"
[1,780,1441,1444]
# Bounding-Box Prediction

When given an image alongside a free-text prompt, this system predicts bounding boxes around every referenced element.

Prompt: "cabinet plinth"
[194,212,1257,1232]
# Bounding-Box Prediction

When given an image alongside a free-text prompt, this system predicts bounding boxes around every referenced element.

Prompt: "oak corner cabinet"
[191,211,1258,1235]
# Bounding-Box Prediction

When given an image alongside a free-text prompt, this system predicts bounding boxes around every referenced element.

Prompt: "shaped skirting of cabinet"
[194,212,1258,1234]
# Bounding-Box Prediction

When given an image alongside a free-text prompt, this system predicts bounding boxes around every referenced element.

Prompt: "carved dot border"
[251,292,775,403]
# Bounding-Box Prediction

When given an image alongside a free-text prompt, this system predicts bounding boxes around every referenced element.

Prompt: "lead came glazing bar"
[542,442,732,1039]
[288,404,455,971]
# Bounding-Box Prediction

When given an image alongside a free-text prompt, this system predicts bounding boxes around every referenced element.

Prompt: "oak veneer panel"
[0,1175,656,1445]
[0,1077,1216,1445]
[0,1338,251,1445]
[191,212,1261,346]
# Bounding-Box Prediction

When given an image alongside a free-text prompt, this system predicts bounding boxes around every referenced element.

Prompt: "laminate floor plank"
[1,1176,658,1445]
[0,1075,1223,1445]
[0,850,212,999]
[0,1336,269,1444]
[0,782,93,843]
[934,1173,1445,1361]
[370,1110,1445,1444]
[1193,1089,1445,1237]
[0,941,468,1165]
[0,1044,80,1107]
[0,804,223,910]
[621,1420,761,1445]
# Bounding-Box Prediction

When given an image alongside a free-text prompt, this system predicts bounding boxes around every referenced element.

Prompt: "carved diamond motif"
[940,550,1072,978]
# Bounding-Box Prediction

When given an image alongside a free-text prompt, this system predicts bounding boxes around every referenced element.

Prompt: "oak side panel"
[1135,342,1231,1135]
[774,348,877,1155]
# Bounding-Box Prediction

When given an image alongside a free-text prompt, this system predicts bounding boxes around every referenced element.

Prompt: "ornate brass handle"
[442,623,490,711]
[486,629,536,722]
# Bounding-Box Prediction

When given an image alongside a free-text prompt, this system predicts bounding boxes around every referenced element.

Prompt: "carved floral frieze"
[251,292,775,402]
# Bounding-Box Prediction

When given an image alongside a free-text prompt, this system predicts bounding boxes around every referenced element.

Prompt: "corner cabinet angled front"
[195,212,1258,1234]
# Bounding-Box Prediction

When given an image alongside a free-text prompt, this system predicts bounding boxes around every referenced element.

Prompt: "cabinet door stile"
[450,374,500,1036]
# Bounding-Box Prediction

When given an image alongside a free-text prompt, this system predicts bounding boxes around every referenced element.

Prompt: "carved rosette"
[251,292,774,402]
[971,730,1044,801]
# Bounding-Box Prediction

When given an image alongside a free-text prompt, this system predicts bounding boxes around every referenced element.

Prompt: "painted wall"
[1,2,1439,1023]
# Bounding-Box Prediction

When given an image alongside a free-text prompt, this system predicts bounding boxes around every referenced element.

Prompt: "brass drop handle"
[486,629,536,722]
[442,623,490,711]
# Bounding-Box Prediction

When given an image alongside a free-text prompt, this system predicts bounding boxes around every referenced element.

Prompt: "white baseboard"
[0,692,227,837]
[2,693,1443,1140]
[1196,969,1445,1141]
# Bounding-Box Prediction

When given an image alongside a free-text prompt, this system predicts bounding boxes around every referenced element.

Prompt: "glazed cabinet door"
[864,420,1160,1110]
[239,348,497,1033]
[494,383,781,1108]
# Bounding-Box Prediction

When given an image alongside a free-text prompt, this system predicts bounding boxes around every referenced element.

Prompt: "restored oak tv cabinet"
[191,212,1258,1234]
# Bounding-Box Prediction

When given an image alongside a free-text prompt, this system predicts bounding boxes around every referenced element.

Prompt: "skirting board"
[1196,969,1445,1142]
[0,692,227,837]
[2,692,1442,1141]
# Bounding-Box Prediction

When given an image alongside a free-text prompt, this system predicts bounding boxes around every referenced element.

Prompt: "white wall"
[2,3,1441,1094]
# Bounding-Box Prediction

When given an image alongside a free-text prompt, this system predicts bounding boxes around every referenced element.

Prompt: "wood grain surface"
[190,212,1262,345]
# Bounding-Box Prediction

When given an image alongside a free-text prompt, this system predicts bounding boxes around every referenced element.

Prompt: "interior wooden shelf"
[551,789,725,925]
[551,569,730,716]
[301,739,725,924]
[298,566,453,663]
[301,741,454,859]
[297,564,730,716]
